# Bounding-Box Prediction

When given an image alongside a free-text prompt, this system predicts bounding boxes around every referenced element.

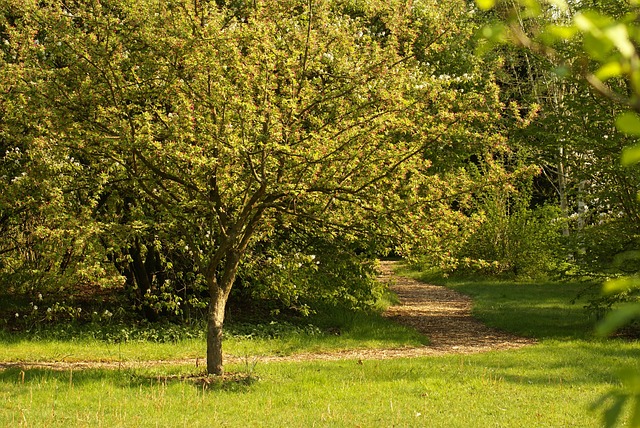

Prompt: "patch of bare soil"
[0,261,535,371]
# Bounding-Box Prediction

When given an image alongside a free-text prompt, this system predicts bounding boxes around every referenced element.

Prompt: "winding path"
[377,260,535,354]
[0,261,535,371]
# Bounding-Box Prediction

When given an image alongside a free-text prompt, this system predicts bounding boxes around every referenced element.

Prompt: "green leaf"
[575,11,617,60]
[583,33,614,61]
[575,12,635,59]
[539,25,578,45]
[615,112,640,136]
[478,23,507,44]
[575,10,613,29]
[596,303,640,336]
[595,61,623,81]
[605,24,635,58]
[475,0,495,11]
[622,144,640,166]
[574,12,595,32]
[603,276,640,294]
[521,0,542,18]
[546,24,578,40]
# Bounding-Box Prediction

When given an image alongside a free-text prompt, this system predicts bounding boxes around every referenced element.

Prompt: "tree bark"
[206,286,228,375]
[205,251,242,375]
[557,146,570,237]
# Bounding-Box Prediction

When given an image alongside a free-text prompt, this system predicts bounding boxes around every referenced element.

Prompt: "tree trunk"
[205,251,241,375]
[206,287,227,375]
[557,146,570,237]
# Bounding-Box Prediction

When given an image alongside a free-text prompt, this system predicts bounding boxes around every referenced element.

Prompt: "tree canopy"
[1,0,504,374]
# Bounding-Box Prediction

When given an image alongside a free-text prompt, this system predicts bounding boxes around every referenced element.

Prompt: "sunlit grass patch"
[2,341,637,427]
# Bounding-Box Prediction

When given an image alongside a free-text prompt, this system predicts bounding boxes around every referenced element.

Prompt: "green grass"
[2,341,637,427]
[1,268,639,427]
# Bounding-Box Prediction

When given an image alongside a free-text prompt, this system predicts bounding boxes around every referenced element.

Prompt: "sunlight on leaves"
[521,0,542,18]
[602,276,640,295]
[475,0,496,11]
[480,23,507,43]
[583,33,614,61]
[545,24,578,40]
[595,61,623,81]
[575,12,635,59]
[616,112,640,136]
[622,145,640,167]
[596,303,640,337]
[605,24,635,58]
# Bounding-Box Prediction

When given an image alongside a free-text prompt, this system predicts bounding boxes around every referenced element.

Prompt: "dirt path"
[0,261,535,371]
[377,260,535,354]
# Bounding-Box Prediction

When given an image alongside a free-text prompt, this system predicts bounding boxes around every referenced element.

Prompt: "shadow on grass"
[291,339,640,388]
[467,339,640,386]
[0,365,258,393]
[0,339,637,399]
[463,284,600,340]
[307,304,429,345]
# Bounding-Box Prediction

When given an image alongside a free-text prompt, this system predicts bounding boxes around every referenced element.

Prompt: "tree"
[476,0,640,425]
[3,0,496,374]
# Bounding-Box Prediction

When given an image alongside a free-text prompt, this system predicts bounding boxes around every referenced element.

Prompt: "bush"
[458,199,563,278]
[232,226,385,317]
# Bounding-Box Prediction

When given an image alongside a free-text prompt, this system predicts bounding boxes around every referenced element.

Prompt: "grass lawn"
[1,268,638,427]
[2,342,636,427]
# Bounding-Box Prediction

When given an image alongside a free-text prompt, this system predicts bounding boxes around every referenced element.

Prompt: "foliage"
[451,157,563,278]
[409,154,563,279]
[4,318,325,344]
[473,0,640,282]
[476,0,640,426]
[237,224,385,315]
[460,200,562,278]
[0,0,501,373]
[568,219,640,276]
